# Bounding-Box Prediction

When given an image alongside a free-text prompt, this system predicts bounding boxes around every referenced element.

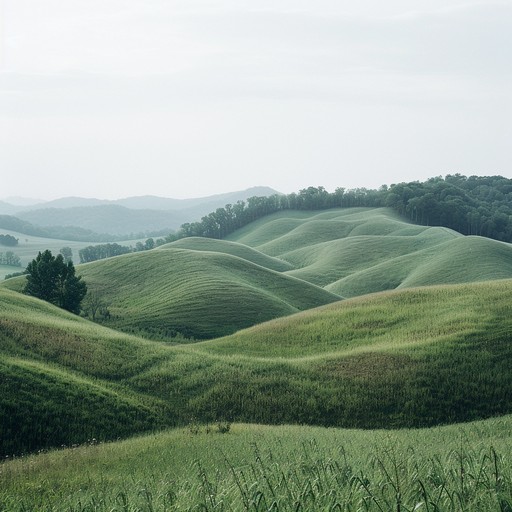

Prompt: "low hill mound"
[165,237,294,272]
[227,208,512,294]
[77,247,340,339]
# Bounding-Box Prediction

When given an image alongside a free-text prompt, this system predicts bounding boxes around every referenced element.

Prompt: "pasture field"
[1,418,511,511]
[75,247,340,340]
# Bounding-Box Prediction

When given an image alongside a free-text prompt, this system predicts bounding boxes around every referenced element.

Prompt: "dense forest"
[175,175,512,243]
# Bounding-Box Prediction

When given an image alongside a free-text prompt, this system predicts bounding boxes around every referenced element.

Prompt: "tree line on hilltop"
[174,174,512,243]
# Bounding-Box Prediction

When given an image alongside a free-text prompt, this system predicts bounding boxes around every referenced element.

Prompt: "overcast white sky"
[0,0,511,200]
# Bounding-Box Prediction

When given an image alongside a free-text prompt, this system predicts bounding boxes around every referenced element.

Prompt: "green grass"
[1,419,512,511]
[5,208,511,339]
[72,247,340,340]
[165,236,294,272]
[228,208,512,297]
[0,288,170,454]
[2,207,512,460]
[2,279,512,456]
[326,235,512,297]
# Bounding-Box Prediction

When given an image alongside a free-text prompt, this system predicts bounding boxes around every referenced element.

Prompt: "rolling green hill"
[2,279,512,456]
[0,288,169,455]
[75,247,340,339]
[228,208,512,296]
[166,236,294,272]
[5,207,512,341]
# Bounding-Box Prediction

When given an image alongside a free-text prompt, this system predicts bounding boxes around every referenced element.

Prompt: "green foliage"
[78,242,131,263]
[24,250,87,314]
[0,233,18,246]
[4,270,26,280]
[0,251,21,267]
[176,175,512,244]
[59,246,73,263]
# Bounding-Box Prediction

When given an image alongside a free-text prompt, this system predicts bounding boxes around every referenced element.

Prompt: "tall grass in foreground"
[1,421,511,511]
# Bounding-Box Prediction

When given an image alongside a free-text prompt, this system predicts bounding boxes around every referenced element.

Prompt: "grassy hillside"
[2,418,512,511]
[166,236,294,272]
[2,279,512,456]
[228,208,512,295]
[75,247,339,339]
[7,207,505,340]
[0,288,169,455]
[185,280,512,428]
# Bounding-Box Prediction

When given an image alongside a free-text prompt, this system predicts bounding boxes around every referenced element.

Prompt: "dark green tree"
[24,250,87,314]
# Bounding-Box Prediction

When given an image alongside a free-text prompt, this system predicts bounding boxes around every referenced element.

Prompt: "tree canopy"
[173,175,512,244]
[24,250,87,314]
[0,234,18,247]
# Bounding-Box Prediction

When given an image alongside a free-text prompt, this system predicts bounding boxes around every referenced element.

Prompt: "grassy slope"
[3,278,512,456]
[184,280,512,428]
[74,247,340,339]
[6,207,511,339]
[228,208,512,296]
[166,236,294,272]
[0,288,169,455]
[2,418,512,511]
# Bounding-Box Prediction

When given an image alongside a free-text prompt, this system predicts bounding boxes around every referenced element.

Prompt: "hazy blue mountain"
[35,186,280,211]
[12,187,281,237]
[0,201,21,215]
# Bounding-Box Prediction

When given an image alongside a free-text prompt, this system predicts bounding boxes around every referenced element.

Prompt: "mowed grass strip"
[2,418,512,511]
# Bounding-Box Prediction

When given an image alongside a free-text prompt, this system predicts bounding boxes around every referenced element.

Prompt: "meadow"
[1,419,511,511]
[2,206,512,510]
[1,278,512,455]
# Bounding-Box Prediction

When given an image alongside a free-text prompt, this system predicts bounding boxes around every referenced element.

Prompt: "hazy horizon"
[1,1,511,200]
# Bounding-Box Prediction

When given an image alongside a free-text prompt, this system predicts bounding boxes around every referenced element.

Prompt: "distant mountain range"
[0,187,280,238]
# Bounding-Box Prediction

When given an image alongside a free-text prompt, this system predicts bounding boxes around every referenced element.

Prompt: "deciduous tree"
[24,250,87,314]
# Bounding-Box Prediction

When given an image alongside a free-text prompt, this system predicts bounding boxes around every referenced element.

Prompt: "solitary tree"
[24,250,87,314]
